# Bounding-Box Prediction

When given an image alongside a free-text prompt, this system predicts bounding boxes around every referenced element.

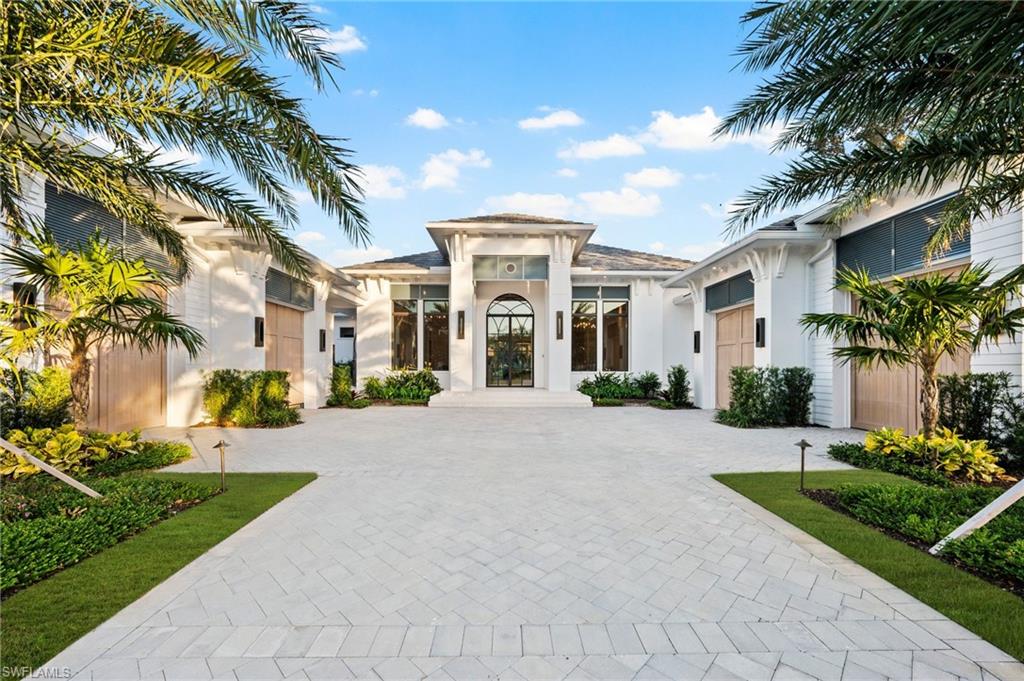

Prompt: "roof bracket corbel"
[774,243,789,278]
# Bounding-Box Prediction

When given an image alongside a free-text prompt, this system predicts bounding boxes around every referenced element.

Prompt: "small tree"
[802,265,1024,437]
[0,233,204,427]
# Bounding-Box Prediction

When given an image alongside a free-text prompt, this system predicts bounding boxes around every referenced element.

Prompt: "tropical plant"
[635,371,662,399]
[0,233,205,426]
[938,372,1013,445]
[0,366,72,436]
[665,364,693,408]
[326,363,354,407]
[362,369,442,402]
[802,265,1024,437]
[2,0,368,276]
[576,373,643,400]
[201,369,297,427]
[718,2,1024,258]
[716,365,813,428]
[0,424,146,479]
[863,426,1005,483]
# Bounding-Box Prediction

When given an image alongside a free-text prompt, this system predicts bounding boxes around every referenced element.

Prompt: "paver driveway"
[45,407,1023,680]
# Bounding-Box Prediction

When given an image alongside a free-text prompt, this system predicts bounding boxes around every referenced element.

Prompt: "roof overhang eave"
[662,231,825,288]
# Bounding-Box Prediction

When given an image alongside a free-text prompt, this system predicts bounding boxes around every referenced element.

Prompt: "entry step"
[429,389,593,408]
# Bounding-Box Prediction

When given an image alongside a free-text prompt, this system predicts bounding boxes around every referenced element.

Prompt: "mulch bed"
[801,488,1023,598]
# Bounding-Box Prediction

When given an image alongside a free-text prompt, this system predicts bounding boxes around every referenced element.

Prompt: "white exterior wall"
[301,282,332,409]
[353,278,393,388]
[662,291,691,378]
[809,249,836,426]
[971,209,1024,386]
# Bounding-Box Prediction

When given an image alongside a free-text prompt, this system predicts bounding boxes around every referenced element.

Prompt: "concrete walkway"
[44,407,1023,680]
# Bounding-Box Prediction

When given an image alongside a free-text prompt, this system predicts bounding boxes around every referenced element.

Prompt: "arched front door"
[486,294,534,387]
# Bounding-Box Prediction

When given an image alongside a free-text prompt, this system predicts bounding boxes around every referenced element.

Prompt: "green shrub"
[593,398,625,407]
[939,371,1024,467]
[89,441,191,476]
[0,425,142,479]
[201,369,298,427]
[833,482,1023,586]
[0,367,72,436]
[665,364,693,408]
[647,399,675,409]
[864,427,1005,483]
[0,475,216,590]
[716,365,814,428]
[348,397,372,409]
[827,442,952,487]
[326,363,354,407]
[361,368,441,402]
[577,372,643,400]
[635,371,662,399]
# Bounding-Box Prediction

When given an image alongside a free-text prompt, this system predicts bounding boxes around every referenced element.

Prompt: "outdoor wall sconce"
[319,329,327,352]
[755,316,766,348]
[457,310,465,339]
[556,310,564,340]
[254,316,265,347]
[693,330,701,354]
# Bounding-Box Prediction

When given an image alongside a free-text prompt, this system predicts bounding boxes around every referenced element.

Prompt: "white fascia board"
[426,222,596,259]
[569,268,682,279]
[661,231,824,288]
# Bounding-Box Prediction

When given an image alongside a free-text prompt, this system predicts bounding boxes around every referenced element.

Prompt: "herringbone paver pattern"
[42,407,1023,680]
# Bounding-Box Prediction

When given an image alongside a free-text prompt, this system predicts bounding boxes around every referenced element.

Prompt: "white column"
[302,279,330,408]
[449,234,475,391]
[548,237,573,391]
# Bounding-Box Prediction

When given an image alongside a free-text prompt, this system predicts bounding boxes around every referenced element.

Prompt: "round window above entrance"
[504,262,518,275]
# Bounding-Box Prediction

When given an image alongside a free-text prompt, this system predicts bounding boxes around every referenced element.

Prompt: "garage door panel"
[265,301,304,406]
[88,342,166,432]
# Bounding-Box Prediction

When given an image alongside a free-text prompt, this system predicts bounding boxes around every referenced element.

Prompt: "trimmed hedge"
[592,398,625,407]
[1,476,216,590]
[665,365,693,408]
[716,366,814,427]
[939,372,1024,465]
[325,363,354,407]
[577,373,644,400]
[202,369,299,427]
[834,483,1024,585]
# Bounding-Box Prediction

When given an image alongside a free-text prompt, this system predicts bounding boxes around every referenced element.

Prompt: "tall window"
[571,301,597,371]
[423,300,449,370]
[392,300,417,369]
[602,300,629,371]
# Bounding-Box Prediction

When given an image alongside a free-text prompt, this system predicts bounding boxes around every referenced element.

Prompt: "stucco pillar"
[449,234,474,391]
[302,279,330,408]
[547,255,572,392]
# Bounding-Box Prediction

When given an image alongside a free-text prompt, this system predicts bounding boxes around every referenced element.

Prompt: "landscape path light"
[795,439,812,491]
[213,440,230,492]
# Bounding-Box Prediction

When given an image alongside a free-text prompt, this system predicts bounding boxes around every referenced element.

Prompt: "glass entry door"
[486,294,534,387]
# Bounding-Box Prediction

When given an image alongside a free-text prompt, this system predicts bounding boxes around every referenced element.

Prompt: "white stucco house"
[663,183,1023,432]
[2,173,363,429]
[339,214,694,406]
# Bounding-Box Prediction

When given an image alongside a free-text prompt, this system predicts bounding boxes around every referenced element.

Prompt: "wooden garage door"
[88,343,166,432]
[715,305,755,409]
[851,265,969,432]
[266,302,304,405]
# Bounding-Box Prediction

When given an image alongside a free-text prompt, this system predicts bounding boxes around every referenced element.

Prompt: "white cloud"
[420,148,491,190]
[649,241,666,253]
[333,245,394,267]
[360,164,406,199]
[295,230,325,245]
[311,25,367,54]
[352,88,379,97]
[577,187,661,217]
[555,168,578,178]
[406,108,449,130]
[678,240,728,260]
[642,107,783,152]
[289,188,315,205]
[557,133,644,160]
[700,198,743,220]
[518,109,584,131]
[482,193,575,218]
[590,234,607,245]
[624,166,682,188]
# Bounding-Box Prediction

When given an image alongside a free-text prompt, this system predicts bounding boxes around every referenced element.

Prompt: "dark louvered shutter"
[45,181,176,279]
[705,271,754,312]
[266,268,314,311]
[836,221,893,279]
[893,196,969,273]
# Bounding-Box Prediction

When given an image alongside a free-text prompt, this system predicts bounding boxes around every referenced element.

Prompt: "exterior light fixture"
[693,330,701,354]
[795,439,812,491]
[457,310,465,339]
[556,310,564,340]
[755,317,766,348]
[213,439,230,491]
[319,329,327,352]
[254,316,265,347]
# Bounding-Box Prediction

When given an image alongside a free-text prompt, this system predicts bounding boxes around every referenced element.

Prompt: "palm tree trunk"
[69,344,91,429]
[920,360,940,439]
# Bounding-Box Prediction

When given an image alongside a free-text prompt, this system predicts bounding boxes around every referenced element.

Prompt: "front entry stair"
[429,389,592,408]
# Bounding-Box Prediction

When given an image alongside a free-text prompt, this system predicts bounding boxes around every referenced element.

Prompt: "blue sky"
[271,2,795,266]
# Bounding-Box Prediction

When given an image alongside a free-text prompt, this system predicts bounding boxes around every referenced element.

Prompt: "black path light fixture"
[795,439,812,491]
[213,440,230,491]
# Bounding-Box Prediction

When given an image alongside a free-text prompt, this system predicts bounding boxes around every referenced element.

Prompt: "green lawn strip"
[713,470,1024,661]
[1,472,316,679]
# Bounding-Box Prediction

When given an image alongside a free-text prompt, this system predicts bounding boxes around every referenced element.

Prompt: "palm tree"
[0,232,205,427]
[718,1,1024,256]
[802,265,1024,437]
[2,0,369,276]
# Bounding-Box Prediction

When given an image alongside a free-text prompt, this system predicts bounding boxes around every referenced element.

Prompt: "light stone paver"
[40,407,1023,680]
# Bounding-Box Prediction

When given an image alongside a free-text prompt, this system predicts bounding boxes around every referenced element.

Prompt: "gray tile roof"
[434,213,592,225]
[343,243,692,273]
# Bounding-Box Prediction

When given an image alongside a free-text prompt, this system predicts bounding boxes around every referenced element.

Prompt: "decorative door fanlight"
[472,255,548,281]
